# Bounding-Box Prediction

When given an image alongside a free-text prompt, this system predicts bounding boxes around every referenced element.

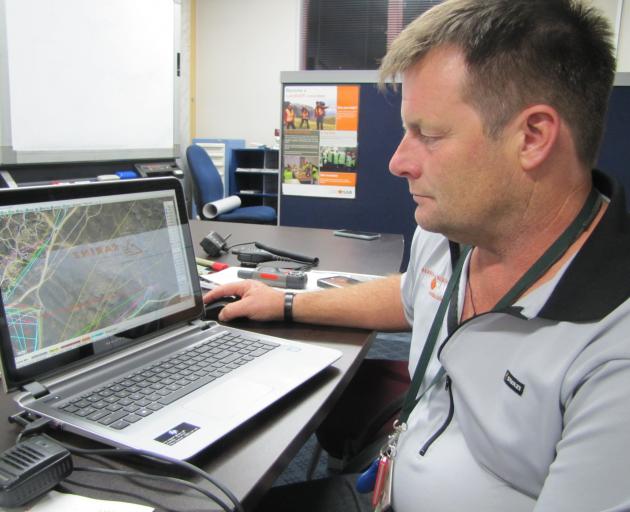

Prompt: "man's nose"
[389,133,419,179]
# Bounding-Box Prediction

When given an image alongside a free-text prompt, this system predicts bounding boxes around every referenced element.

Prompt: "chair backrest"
[186,144,225,208]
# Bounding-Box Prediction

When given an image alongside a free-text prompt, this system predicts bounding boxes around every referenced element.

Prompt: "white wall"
[195,0,300,147]
[589,0,630,71]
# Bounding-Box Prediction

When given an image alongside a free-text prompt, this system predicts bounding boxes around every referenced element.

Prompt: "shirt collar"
[537,170,630,322]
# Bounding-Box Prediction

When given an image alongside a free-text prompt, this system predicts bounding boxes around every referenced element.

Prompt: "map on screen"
[0,191,194,368]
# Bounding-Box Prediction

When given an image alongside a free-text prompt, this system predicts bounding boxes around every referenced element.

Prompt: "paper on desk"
[200,267,380,292]
[2,490,153,512]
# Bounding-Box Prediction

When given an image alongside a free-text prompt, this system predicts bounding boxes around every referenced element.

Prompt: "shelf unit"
[231,148,279,210]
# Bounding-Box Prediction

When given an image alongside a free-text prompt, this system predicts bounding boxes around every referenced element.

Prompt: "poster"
[281,85,359,199]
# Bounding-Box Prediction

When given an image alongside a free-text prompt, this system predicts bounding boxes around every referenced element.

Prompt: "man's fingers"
[203,281,250,303]
[218,301,242,322]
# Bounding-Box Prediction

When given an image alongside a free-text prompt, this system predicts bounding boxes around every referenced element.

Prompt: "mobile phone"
[317,275,362,289]
[333,229,381,241]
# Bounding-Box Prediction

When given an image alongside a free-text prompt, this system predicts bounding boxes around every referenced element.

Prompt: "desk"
[0,221,404,511]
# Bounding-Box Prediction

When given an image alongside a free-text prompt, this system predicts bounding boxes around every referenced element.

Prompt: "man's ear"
[514,105,560,171]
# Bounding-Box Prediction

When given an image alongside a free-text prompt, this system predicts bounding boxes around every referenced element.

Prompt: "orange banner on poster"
[336,85,359,131]
[319,172,357,186]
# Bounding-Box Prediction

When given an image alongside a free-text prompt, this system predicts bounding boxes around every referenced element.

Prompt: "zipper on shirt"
[419,375,454,456]
[420,310,525,456]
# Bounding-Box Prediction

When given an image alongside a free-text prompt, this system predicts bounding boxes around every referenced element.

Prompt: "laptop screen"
[0,178,203,390]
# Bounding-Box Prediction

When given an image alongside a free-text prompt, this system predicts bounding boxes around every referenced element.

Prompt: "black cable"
[72,466,233,512]
[52,441,244,512]
[254,242,319,265]
[225,241,254,251]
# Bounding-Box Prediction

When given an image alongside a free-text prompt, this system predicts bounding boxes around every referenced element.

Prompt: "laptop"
[0,177,340,460]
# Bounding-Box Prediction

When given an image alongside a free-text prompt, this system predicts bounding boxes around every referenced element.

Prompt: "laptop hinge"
[23,381,49,399]
[191,319,214,330]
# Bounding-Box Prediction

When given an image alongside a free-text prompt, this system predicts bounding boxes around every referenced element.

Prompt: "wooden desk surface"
[0,221,404,511]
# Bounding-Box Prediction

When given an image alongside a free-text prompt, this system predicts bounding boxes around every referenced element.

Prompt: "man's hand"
[203,280,284,322]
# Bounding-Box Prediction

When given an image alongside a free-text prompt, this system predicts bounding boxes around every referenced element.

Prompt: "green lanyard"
[398,187,603,425]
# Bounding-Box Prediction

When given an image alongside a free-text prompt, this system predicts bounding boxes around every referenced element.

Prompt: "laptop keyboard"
[57,331,279,430]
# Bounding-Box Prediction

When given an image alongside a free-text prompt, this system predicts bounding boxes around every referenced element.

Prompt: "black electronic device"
[234,247,277,266]
[204,295,240,320]
[254,242,319,265]
[333,229,381,241]
[0,436,73,508]
[317,275,362,289]
[200,231,228,257]
[134,162,183,178]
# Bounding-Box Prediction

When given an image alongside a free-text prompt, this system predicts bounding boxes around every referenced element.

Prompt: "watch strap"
[284,292,296,322]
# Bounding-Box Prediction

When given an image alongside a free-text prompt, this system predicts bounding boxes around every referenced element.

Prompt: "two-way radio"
[233,242,319,267]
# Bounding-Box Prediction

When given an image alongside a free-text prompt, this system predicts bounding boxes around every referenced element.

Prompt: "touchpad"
[182,378,273,420]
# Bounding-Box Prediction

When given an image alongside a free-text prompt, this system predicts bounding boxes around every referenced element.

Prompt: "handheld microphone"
[254,242,319,265]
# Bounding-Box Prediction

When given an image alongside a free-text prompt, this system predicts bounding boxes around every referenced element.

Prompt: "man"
[204,0,630,510]
[315,101,328,130]
[284,103,296,129]
[300,105,311,129]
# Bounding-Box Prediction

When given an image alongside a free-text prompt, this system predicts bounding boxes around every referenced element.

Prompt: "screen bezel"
[0,177,203,392]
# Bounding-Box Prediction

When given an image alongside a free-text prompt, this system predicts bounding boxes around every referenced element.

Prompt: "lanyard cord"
[398,187,603,425]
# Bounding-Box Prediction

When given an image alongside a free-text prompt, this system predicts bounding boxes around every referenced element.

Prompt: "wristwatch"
[284,292,296,322]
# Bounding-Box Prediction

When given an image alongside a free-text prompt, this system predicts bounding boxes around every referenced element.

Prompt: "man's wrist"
[284,292,296,322]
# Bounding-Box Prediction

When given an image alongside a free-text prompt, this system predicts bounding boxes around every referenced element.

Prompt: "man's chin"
[414,210,440,233]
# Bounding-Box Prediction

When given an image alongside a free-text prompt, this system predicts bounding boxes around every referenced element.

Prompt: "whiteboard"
[3,0,175,152]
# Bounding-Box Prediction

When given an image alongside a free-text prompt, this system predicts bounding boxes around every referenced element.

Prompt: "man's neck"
[465,181,603,315]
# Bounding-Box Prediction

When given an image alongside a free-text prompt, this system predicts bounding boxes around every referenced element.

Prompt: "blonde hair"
[380,0,615,166]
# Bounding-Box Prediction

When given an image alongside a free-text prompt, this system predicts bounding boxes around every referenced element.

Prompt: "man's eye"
[419,133,440,143]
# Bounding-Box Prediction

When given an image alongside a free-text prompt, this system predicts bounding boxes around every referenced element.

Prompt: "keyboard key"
[87,410,109,421]
[98,410,128,425]
[75,406,97,417]
[110,420,130,430]
[124,413,143,423]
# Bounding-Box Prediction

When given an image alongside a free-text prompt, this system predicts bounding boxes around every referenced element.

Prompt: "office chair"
[186,144,277,224]
[307,358,411,477]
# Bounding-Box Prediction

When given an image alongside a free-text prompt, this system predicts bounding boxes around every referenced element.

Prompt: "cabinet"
[191,138,245,193]
[231,148,279,210]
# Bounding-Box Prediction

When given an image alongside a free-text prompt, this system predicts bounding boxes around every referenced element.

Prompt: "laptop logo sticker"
[155,422,200,446]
